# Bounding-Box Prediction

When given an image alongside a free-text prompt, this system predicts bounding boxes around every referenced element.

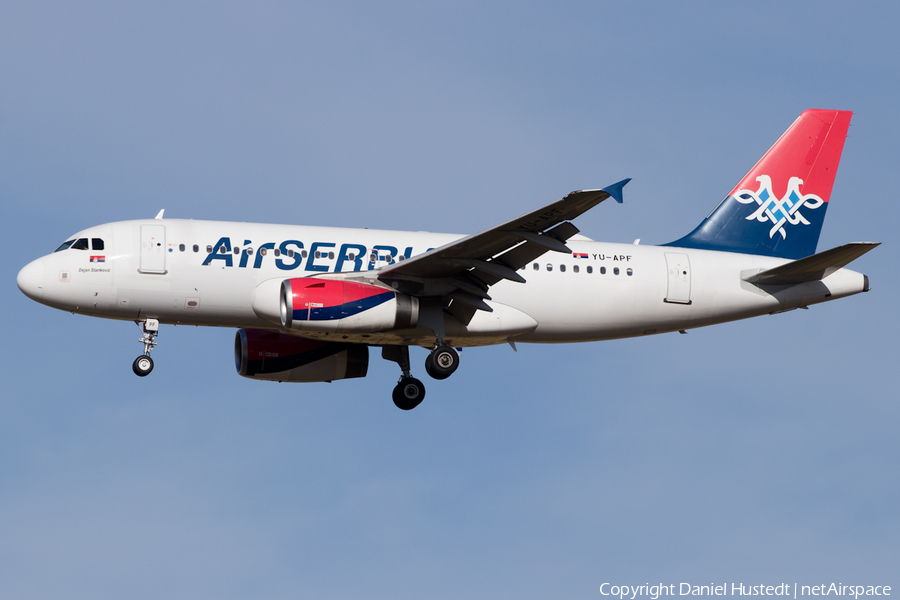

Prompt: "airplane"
[17,109,878,410]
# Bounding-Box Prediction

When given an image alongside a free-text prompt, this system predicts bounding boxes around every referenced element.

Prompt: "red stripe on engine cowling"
[285,277,392,311]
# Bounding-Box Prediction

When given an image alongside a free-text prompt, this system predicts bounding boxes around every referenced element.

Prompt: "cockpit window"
[71,238,89,250]
[54,240,75,252]
[91,238,104,250]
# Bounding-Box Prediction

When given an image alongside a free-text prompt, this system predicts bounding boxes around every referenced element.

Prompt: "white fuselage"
[17,218,869,348]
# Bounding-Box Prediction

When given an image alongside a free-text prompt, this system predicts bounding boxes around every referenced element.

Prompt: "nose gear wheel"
[133,319,159,377]
[133,355,154,376]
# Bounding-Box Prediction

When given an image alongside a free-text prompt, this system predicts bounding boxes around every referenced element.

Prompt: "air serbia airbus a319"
[17,109,878,409]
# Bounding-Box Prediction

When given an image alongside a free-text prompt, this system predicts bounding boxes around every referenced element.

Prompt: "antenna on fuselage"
[155,209,165,219]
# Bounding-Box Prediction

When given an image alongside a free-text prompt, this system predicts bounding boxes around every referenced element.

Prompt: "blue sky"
[2,2,898,598]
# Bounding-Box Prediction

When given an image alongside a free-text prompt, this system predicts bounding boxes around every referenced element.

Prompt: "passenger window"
[179,244,185,252]
[600,266,606,274]
[301,250,308,258]
[287,249,294,258]
[614,267,620,275]
[573,265,579,273]
[587,266,593,274]
[627,268,633,276]
[55,240,75,252]
[533,263,539,271]
[193,244,199,252]
[233,247,240,254]
[91,238,104,250]
[546,264,552,271]
[247,248,253,255]
[71,238,89,250]
[398,255,405,261]
[328,251,334,260]
[274,249,281,257]
[560,264,566,272]
[348,253,356,261]
[206,245,213,253]
[315,251,321,259]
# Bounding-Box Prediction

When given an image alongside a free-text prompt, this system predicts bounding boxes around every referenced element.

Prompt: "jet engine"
[235,328,368,382]
[279,278,418,333]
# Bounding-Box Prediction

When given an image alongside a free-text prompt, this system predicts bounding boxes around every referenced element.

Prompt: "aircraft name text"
[201,237,415,272]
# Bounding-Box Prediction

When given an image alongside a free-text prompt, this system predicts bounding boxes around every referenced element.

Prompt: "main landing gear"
[382,346,425,410]
[393,377,426,411]
[132,319,159,377]
[424,344,459,380]
[382,342,461,410]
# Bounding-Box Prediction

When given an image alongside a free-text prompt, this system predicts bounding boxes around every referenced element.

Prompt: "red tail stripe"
[729,109,852,203]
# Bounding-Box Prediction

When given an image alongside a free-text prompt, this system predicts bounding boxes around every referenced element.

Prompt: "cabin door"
[664,252,691,304]
[140,225,167,274]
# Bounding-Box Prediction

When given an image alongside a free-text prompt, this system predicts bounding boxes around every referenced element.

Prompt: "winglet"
[602,178,631,204]
[155,209,165,220]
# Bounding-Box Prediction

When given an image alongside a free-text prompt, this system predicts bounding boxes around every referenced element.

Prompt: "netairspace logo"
[599,584,891,600]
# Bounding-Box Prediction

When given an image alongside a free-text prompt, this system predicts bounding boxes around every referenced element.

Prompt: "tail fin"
[666,109,852,259]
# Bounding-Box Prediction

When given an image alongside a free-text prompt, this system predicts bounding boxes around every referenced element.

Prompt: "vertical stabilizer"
[666,109,852,259]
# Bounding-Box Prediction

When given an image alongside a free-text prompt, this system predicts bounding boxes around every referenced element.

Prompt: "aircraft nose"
[17,258,45,302]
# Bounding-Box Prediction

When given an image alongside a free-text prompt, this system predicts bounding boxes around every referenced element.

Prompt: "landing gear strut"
[424,343,459,380]
[383,345,425,410]
[133,319,159,377]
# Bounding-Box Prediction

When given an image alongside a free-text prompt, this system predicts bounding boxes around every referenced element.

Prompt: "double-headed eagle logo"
[733,175,824,240]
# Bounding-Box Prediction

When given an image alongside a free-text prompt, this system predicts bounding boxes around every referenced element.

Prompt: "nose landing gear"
[132,319,159,377]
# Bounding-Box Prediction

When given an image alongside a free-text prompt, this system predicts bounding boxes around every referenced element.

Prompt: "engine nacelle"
[279,278,418,333]
[235,328,368,382]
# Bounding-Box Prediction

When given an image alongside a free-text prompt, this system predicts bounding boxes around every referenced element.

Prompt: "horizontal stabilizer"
[742,242,879,285]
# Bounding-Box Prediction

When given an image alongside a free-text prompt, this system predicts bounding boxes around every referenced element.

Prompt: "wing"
[376,178,631,323]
